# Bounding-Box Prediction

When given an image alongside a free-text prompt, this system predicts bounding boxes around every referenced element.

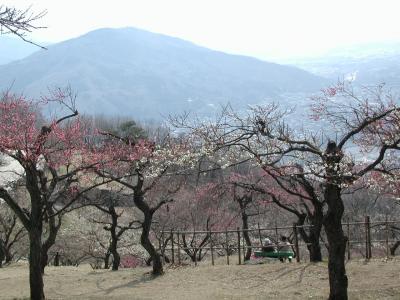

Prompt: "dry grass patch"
[1,259,400,299]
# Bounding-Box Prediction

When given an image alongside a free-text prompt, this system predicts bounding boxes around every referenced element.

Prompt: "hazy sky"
[4,0,400,60]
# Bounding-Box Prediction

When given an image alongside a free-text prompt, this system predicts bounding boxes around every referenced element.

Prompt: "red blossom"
[0,93,87,169]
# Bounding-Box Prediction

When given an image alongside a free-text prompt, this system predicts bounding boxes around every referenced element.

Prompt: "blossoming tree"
[90,131,203,275]
[0,90,107,300]
[173,81,400,300]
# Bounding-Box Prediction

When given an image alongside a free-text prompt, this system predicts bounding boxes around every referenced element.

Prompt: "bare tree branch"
[0,5,47,49]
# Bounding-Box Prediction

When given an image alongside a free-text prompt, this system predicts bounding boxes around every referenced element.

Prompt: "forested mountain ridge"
[0,27,327,119]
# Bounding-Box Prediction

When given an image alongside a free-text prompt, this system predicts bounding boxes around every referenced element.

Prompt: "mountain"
[0,27,327,120]
[0,36,43,65]
[290,41,400,87]
[300,55,400,86]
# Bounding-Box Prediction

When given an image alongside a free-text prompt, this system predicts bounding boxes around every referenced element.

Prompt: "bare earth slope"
[1,259,400,299]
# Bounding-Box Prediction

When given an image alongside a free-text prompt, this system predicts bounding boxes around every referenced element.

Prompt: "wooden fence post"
[364,216,368,259]
[193,230,197,266]
[159,230,163,252]
[257,222,263,249]
[368,216,372,259]
[194,249,197,266]
[161,230,165,264]
[347,220,351,261]
[237,227,241,265]
[365,216,371,259]
[385,215,389,259]
[177,231,181,265]
[293,224,300,263]
[242,229,246,261]
[170,230,175,264]
[210,230,214,266]
[225,230,230,265]
[275,223,279,254]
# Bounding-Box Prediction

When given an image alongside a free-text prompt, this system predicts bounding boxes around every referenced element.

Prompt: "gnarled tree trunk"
[323,142,348,300]
[307,235,322,262]
[109,206,120,271]
[181,233,210,262]
[104,251,111,269]
[40,211,62,274]
[390,241,400,256]
[4,247,12,264]
[133,185,163,275]
[111,249,120,271]
[140,210,162,275]
[235,191,252,261]
[240,208,252,261]
[54,252,60,267]
[324,187,348,300]
[298,209,323,262]
[29,227,45,300]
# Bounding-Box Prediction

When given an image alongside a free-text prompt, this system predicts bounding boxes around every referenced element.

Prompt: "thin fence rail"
[160,216,400,266]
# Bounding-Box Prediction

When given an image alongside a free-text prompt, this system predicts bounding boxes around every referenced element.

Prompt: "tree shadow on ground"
[101,272,158,295]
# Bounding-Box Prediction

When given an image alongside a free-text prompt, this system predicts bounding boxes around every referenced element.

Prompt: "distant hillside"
[0,27,327,120]
[0,36,42,65]
[290,41,400,87]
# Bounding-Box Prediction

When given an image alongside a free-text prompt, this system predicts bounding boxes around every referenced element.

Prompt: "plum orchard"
[84,128,210,275]
[173,81,400,300]
[0,92,209,298]
[154,182,238,262]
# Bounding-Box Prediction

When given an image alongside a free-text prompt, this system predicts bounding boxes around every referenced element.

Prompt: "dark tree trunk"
[1,236,16,265]
[181,233,209,262]
[298,228,323,262]
[298,210,323,262]
[26,166,46,300]
[390,241,400,256]
[309,208,323,262]
[29,228,45,300]
[0,243,4,268]
[109,235,120,270]
[324,191,348,300]
[146,255,170,266]
[307,237,322,262]
[5,247,12,264]
[188,250,204,262]
[111,251,120,271]
[104,252,111,269]
[236,193,252,261]
[241,209,252,261]
[188,249,197,262]
[159,235,172,263]
[189,252,197,262]
[133,184,163,275]
[54,252,60,267]
[109,206,120,271]
[41,251,48,273]
[181,234,195,261]
[40,213,61,274]
[323,143,348,300]
[140,211,162,275]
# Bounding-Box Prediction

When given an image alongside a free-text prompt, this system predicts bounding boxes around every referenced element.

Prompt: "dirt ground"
[1,258,400,300]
